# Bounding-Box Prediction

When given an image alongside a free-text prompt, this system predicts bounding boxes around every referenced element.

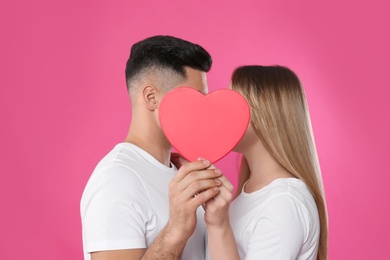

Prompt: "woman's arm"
[207,219,240,260]
[204,174,240,260]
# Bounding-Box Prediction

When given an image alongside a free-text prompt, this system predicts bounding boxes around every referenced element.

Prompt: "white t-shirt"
[207,178,319,260]
[81,143,206,260]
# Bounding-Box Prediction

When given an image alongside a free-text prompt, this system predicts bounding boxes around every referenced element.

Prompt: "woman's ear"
[142,85,160,111]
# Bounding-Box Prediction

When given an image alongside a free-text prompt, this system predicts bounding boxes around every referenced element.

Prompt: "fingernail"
[203,160,210,165]
[214,169,222,174]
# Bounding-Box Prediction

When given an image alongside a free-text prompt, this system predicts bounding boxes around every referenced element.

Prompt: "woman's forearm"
[208,221,240,260]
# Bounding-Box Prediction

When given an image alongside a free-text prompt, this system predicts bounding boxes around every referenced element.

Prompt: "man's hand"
[166,159,222,244]
[92,159,223,260]
[170,154,234,228]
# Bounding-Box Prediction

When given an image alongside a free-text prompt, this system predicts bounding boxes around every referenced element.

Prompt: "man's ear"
[142,85,160,111]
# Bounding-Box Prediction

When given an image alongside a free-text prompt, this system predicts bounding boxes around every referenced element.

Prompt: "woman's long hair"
[231,65,328,260]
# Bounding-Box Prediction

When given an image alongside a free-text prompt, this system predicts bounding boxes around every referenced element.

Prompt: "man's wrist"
[162,222,190,249]
[141,223,188,260]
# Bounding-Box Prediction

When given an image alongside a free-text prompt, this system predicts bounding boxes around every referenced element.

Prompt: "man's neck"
[125,123,172,167]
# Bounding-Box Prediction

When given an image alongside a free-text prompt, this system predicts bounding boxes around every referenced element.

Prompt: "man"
[81,35,224,259]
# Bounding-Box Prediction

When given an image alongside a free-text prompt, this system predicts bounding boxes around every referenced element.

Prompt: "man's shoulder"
[83,143,148,191]
[91,143,149,176]
[81,144,150,210]
[96,142,142,167]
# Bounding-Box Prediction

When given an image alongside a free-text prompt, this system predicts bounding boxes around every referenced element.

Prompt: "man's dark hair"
[125,35,212,91]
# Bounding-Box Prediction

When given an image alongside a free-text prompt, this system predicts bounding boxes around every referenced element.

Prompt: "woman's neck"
[242,140,294,193]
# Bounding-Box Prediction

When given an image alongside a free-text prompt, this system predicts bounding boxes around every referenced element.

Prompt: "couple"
[81,35,328,260]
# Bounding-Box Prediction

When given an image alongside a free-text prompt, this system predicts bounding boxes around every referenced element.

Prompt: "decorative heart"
[159,87,250,163]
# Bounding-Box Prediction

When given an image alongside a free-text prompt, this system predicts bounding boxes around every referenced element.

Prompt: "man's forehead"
[183,67,208,94]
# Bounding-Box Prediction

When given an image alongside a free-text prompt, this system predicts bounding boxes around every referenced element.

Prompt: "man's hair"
[125,35,212,91]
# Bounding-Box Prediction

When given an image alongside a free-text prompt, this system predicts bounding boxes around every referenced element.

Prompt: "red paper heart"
[159,87,250,163]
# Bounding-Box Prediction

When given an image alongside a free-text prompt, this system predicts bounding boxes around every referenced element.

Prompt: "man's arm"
[91,159,221,260]
[173,155,239,260]
[91,249,145,260]
[90,222,189,260]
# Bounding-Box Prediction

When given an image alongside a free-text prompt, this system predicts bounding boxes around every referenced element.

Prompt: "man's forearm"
[90,225,188,260]
[141,224,188,260]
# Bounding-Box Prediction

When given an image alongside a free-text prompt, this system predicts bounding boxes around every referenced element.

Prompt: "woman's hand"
[203,168,234,228]
[203,164,239,260]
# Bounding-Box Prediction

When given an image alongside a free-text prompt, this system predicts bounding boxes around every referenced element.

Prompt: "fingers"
[167,158,226,239]
[181,177,222,200]
[205,175,234,211]
[169,159,223,208]
[218,175,234,193]
[202,174,234,227]
[174,159,211,182]
[179,168,222,190]
[198,157,217,170]
[190,187,220,207]
[212,185,233,206]
[170,158,227,212]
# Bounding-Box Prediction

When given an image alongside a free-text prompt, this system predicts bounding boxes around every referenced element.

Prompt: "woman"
[205,65,328,260]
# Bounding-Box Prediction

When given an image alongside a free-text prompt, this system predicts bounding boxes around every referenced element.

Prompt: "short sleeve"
[245,194,308,260]
[81,165,153,253]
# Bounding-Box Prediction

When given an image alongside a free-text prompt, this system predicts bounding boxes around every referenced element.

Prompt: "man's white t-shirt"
[207,178,320,260]
[81,143,206,260]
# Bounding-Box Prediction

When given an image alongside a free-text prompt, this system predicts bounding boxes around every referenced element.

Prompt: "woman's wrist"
[207,218,231,235]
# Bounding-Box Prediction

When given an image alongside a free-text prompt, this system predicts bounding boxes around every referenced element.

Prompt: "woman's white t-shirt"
[225,178,319,260]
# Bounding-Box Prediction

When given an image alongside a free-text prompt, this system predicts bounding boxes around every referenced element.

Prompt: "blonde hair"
[231,65,328,260]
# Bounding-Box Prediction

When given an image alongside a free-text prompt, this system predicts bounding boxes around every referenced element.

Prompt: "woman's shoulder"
[252,179,319,228]
[265,178,311,196]
[240,178,311,199]
[262,178,316,208]
[237,178,317,220]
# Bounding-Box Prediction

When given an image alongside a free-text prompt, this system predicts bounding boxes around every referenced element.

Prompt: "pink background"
[1,0,389,259]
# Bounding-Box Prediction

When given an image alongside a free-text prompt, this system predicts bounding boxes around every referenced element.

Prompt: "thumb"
[198,157,216,170]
